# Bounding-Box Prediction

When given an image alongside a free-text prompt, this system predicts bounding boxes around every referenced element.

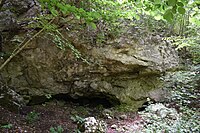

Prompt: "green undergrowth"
[141,65,200,132]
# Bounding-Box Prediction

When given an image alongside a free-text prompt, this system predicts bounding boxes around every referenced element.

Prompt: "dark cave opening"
[53,94,120,108]
[27,93,120,108]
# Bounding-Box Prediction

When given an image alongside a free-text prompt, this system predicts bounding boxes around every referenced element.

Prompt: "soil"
[0,100,142,133]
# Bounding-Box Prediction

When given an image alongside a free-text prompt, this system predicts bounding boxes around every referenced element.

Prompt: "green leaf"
[190,18,200,26]
[163,10,174,22]
[69,6,76,12]
[177,2,184,7]
[145,7,151,11]
[87,22,97,30]
[1,124,13,129]
[154,14,162,20]
[168,0,177,6]
[178,7,186,14]
[50,7,58,16]
[155,4,161,9]
[172,5,177,13]
[180,0,188,4]
[90,12,101,20]
[133,13,140,20]
[154,0,161,4]
[79,8,85,13]
[51,0,57,5]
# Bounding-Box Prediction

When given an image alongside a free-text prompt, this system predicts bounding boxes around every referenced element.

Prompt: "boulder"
[83,117,107,133]
[1,28,179,110]
[0,0,179,110]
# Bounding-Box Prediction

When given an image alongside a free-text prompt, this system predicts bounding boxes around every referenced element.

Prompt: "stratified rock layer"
[0,0,179,110]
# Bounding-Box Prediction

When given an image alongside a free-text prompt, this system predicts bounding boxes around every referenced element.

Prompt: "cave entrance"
[27,93,120,108]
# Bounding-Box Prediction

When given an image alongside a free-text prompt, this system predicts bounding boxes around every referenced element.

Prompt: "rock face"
[0,79,25,112]
[0,0,179,110]
[0,0,40,31]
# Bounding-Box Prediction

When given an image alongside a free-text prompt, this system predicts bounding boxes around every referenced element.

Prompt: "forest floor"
[0,98,199,133]
[0,100,144,133]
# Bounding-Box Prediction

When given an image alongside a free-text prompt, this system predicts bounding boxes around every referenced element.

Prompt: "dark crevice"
[27,95,49,106]
[27,93,120,108]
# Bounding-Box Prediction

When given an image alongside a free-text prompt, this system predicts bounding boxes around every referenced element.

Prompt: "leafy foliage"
[38,0,199,25]
[26,111,40,124]
[26,0,200,64]
[49,125,64,133]
[173,36,200,64]
[164,66,200,110]
[140,104,200,132]
[35,0,200,37]
[70,115,85,124]
[0,124,13,129]
[140,66,200,132]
